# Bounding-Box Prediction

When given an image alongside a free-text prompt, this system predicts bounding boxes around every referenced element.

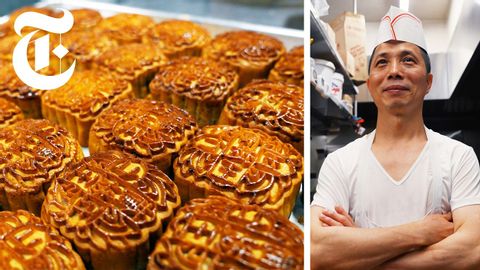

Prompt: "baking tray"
[17,0,305,230]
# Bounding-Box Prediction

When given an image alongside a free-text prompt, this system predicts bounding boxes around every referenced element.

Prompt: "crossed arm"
[377,205,480,270]
[310,205,480,270]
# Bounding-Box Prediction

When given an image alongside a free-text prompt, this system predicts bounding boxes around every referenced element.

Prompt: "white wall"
[447,0,465,40]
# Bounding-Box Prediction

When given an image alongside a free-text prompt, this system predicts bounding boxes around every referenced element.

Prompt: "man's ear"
[426,73,433,94]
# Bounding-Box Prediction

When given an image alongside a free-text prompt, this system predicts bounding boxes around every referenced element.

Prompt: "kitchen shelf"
[311,80,355,123]
[310,7,359,95]
[310,3,365,134]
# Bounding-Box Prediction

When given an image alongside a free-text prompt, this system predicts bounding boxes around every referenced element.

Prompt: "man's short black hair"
[368,45,431,74]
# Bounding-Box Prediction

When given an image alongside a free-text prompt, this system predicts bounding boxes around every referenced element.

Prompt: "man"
[311,6,480,270]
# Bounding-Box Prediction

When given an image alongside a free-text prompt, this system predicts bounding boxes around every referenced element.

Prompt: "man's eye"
[403,57,415,63]
[376,59,387,66]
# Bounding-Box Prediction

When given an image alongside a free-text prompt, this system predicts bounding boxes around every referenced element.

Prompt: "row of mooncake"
[0,118,303,270]
[0,6,304,270]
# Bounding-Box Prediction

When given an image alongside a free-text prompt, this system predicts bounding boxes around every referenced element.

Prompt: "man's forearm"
[377,219,480,270]
[311,207,428,270]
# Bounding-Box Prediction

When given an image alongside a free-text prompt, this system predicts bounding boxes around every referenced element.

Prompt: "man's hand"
[415,213,454,246]
[319,205,356,227]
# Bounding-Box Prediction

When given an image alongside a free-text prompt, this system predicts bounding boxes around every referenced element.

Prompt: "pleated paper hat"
[376,6,427,51]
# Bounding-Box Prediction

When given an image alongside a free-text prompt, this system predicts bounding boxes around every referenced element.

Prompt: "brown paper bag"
[329,12,368,83]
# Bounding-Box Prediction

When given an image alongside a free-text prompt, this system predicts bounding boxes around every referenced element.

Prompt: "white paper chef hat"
[376,6,427,51]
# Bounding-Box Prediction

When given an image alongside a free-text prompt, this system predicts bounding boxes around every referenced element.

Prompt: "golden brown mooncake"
[149,57,239,126]
[53,9,107,70]
[41,70,133,146]
[0,210,85,270]
[70,8,103,31]
[147,196,304,270]
[268,45,304,87]
[174,125,303,217]
[0,63,50,119]
[203,30,285,87]
[41,150,181,270]
[0,33,45,62]
[0,34,22,61]
[97,13,154,44]
[0,97,24,128]
[218,80,304,154]
[143,20,211,58]
[0,23,11,38]
[95,43,167,98]
[60,29,117,71]
[89,99,197,173]
[0,119,83,216]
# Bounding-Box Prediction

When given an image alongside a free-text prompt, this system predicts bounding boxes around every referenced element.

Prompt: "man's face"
[367,41,433,115]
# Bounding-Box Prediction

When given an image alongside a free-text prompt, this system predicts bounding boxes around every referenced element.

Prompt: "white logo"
[12,8,76,90]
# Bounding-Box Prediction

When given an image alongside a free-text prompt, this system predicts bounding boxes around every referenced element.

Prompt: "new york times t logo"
[12,8,76,90]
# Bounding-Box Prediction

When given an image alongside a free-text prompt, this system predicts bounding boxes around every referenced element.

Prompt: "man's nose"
[387,60,403,79]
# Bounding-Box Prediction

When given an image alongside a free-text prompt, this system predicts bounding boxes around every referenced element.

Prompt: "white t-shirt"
[311,128,480,228]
